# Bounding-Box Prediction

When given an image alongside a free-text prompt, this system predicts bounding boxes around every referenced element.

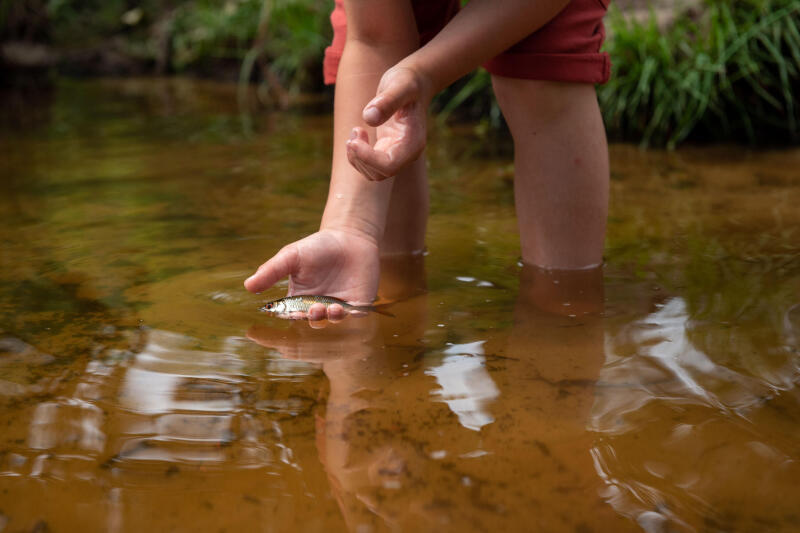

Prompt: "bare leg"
[381,158,427,255]
[491,76,608,269]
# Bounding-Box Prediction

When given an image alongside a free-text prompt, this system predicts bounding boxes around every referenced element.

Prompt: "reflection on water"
[426,341,499,431]
[246,264,631,532]
[0,79,799,532]
[593,296,800,532]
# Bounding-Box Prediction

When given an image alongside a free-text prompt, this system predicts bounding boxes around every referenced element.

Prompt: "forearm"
[400,0,571,96]
[320,3,420,243]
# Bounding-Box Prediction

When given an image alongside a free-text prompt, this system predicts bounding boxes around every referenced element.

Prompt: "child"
[244,0,611,321]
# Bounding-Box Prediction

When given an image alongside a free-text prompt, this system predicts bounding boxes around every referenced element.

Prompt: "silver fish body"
[259,295,392,319]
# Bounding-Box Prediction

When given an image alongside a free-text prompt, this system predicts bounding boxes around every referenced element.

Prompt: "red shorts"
[323,0,611,85]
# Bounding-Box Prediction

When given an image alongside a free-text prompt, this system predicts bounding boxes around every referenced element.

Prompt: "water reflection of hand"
[314,291,430,532]
[277,255,427,531]
[247,253,429,531]
[244,228,380,320]
[246,314,380,363]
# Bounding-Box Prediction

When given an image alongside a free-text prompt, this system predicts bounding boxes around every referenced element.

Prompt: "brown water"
[1,78,799,533]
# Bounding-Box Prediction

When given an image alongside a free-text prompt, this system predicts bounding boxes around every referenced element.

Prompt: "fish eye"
[266,303,273,309]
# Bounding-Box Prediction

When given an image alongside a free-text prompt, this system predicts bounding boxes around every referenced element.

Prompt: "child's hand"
[346,66,431,181]
[244,228,380,321]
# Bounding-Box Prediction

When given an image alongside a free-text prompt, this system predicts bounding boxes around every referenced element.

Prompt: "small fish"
[259,295,393,319]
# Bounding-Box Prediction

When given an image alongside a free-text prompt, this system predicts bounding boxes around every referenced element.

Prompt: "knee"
[344,0,420,51]
[491,76,597,128]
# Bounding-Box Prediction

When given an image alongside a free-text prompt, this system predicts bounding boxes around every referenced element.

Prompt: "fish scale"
[259,295,393,318]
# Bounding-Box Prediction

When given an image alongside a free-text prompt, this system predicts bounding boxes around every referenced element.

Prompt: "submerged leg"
[491,76,608,269]
[380,157,428,256]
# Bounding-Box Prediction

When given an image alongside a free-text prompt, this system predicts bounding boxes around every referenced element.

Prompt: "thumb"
[244,245,300,293]
[362,68,421,127]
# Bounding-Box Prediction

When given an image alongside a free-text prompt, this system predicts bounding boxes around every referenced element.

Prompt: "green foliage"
[600,0,800,147]
[26,0,800,145]
[166,0,333,90]
[431,0,800,147]
[41,0,331,90]
[47,0,162,45]
[433,69,503,131]
[260,0,331,86]
[171,0,265,68]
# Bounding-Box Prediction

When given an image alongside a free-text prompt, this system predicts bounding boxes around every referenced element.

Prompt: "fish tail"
[352,304,395,318]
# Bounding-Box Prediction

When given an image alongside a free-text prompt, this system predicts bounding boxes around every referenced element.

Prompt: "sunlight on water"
[0,79,799,532]
[426,341,498,431]
[591,295,800,531]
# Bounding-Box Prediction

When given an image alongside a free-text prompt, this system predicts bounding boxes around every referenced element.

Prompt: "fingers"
[346,126,424,181]
[244,244,300,293]
[327,303,347,321]
[347,134,394,181]
[363,69,421,127]
[307,305,344,326]
[346,67,428,181]
[307,303,327,321]
[307,303,345,323]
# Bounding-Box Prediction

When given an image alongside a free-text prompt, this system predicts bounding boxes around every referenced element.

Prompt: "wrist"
[394,51,444,100]
[320,209,384,247]
[388,60,437,105]
[321,167,395,245]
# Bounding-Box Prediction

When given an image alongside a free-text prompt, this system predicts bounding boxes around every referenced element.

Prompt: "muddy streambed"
[0,79,799,532]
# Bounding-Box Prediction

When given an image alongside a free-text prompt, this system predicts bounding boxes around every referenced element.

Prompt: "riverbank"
[3,0,799,146]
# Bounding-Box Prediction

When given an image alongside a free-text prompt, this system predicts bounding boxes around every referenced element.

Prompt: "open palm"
[346,67,429,181]
[245,228,380,314]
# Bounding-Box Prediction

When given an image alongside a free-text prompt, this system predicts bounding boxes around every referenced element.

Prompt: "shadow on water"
[0,79,799,532]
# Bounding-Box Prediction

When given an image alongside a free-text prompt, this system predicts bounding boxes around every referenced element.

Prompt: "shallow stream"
[1,79,799,532]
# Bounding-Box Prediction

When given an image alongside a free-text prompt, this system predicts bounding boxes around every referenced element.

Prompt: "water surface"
[1,79,799,532]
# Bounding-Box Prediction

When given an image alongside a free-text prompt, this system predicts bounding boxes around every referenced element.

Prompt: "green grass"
[434,0,800,147]
[39,0,331,93]
[14,0,800,146]
[600,0,800,147]
[171,0,331,84]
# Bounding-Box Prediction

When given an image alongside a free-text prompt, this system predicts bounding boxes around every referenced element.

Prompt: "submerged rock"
[0,336,56,366]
